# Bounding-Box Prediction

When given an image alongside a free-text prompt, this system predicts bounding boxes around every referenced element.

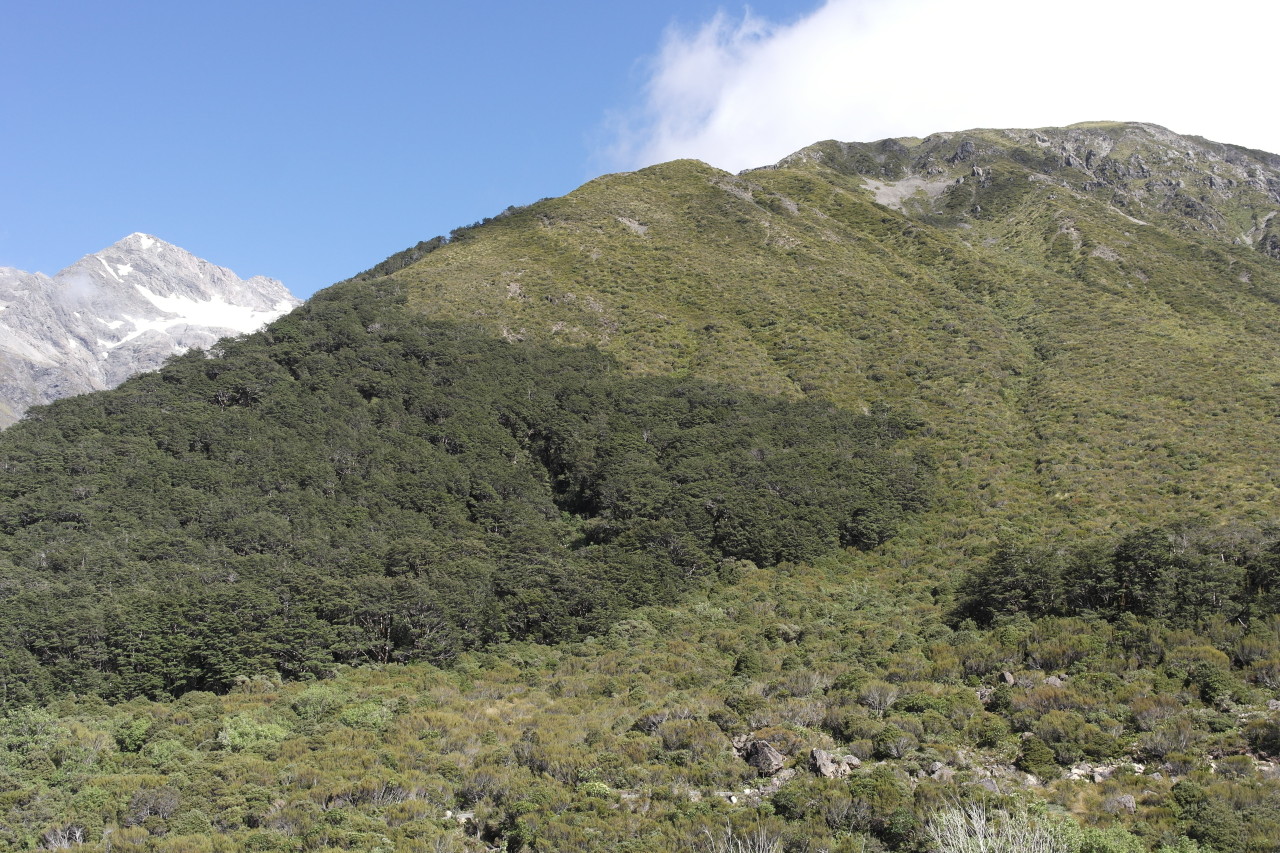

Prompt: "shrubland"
[8,544,1280,851]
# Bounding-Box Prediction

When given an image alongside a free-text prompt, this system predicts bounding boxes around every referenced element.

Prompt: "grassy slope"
[384,126,1280,565]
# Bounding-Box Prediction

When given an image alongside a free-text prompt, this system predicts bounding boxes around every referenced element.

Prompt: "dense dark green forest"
[0,280,926,705]
[956,524,1280,629]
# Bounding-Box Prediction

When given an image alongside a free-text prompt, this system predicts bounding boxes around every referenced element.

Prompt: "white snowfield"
[0,233,300,428]
[132,283,296,335]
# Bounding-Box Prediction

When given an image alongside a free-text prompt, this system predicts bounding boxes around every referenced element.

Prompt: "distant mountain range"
[0,233,298,427]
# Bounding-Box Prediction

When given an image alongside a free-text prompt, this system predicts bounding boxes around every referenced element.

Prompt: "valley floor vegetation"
[6,542,1280,851]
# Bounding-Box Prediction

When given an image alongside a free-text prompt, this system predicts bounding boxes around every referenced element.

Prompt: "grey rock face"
[810,748,860,778]
[0,233,298,427]
[773,122,1280,260]
[742,740,787,776]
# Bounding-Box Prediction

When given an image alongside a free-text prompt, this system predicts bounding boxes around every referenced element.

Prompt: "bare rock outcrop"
[810,748,861,778]
[742,740,787,776]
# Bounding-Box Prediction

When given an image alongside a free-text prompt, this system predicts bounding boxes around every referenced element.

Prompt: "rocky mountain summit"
[773,121,1280,255]
[0,233,298,427]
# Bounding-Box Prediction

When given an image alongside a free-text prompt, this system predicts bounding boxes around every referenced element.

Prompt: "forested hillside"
[7,122,1280,852]
[0,280,925,704]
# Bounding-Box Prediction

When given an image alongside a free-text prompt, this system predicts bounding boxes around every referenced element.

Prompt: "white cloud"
[611,0,1280,173]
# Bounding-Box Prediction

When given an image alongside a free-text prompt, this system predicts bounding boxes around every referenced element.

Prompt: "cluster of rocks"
[809,748,861,779]
[974,670,1069,704]
[705,742,864,805]
[730,736,861,780]
[1066,761,1129,784]
[639,665,1280,818]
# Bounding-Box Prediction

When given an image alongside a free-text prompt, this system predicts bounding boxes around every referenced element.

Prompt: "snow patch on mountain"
[131,283,292,332]
[98,256,123,282]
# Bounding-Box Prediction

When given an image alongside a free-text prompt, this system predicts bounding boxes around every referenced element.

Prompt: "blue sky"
[2,1,814,297]
[5,1,1276,298]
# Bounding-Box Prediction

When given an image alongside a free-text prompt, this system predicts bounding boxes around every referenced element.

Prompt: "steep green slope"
[375,122,1280,553]
[8,121,1270,702]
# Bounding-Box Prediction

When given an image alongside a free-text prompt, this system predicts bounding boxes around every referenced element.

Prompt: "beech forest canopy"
[0,280,928,705]
[955,523,1280,630]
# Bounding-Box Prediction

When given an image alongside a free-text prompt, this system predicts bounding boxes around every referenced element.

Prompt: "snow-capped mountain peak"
[0,235,299,427]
